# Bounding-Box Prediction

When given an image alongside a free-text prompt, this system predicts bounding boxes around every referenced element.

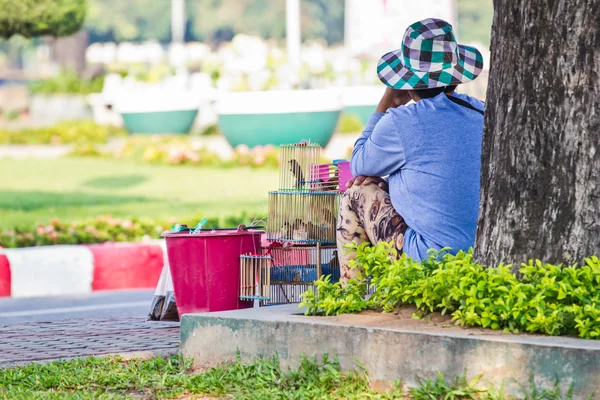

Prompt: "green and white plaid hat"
[377,18,484,90]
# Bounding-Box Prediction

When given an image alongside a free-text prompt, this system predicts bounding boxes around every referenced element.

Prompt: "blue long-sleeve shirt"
[351,92,484,261]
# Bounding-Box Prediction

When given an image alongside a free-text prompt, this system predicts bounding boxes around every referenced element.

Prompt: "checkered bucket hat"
[377,18,484,90]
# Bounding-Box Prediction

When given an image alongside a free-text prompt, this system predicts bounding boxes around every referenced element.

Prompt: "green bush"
[0,0,86,39]
[29,70,105,95]
[0,121,126,145]
[300,242,600,339]
[0,212,256,248]
[337,114,364,134]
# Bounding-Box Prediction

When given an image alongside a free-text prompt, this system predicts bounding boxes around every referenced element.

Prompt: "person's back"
[336,17,486,283]
[384,92,484,260]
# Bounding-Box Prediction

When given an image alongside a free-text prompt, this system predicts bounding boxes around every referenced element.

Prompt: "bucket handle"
[237,224,265,231]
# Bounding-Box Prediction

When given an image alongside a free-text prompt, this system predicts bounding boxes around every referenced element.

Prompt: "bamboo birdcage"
[267,191,338,244]
[278,143,321,191]
[239,142,351,307]
[239,245,339,306]
[267,143,350,245]
[308,160,353,193]
[239,254,271,304]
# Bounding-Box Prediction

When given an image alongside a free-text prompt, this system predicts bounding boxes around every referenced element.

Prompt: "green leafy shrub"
[0,121,126,145]
[200,124,220,136]
[0,212,257,248]
[300,242,600,339]
[29,70,105,95]
[0,0,86,39]
[337,114,365,133]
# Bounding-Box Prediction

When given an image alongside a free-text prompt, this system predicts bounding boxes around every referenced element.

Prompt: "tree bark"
[52,29,88,74]
[474,0,600,266]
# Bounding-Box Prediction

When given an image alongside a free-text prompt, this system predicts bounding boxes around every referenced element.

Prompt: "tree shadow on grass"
[82,175,148,190]
[0,190,150,211]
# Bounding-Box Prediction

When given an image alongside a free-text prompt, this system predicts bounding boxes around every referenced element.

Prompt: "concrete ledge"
[181,304,600,398]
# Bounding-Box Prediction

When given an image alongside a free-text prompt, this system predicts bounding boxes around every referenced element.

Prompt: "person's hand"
[347,176,389,192]
[376,87,411,112]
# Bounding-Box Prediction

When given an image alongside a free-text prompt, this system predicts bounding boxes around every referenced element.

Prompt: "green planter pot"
[217,89,343,148]
[120,109,198,134]
[343,105,376,124]
[219,110,341,148]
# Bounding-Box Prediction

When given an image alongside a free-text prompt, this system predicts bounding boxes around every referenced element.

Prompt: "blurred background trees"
[84,0,491,47]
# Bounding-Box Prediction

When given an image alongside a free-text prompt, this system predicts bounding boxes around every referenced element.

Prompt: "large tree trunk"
[474,0,600,266]
[52,29,88,74]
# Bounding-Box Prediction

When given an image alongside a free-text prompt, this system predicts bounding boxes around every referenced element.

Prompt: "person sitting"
[337,18,485,283]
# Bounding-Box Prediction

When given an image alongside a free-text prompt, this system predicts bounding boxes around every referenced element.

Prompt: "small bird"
[289,159,305,188]
[306,221,316,240]
[321,208,336,227]
[329,250,340,271]
[280,221,292,238]
[292,218,306,232]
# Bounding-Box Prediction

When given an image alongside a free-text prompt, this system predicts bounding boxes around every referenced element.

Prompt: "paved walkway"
[0,318,180,368]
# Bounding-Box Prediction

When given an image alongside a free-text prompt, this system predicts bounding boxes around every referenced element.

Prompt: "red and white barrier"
[0,242,164,298]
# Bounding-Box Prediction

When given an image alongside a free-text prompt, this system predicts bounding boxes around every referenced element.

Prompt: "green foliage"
[517,374,576,400]
[0,353,591,399]
[300,275,369,316]
[410,371,485,400]
[337,114,365,134]
[0,0,86,39]
[29,70,105,95]
[86,0,171,43]
[0,121,126,145]
[301,242,600,339]
[0,354,405,399]
[457,0,494,47]
[200,124,220,136]
[300,0,345,44]
[86,0,344,45]
[0,211,253,248]
[83,0,491,46]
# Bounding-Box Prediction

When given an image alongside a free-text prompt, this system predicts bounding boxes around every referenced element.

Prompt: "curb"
[0,241,165,298]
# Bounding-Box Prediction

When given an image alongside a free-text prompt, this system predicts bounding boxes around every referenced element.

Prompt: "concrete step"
[181,304,600,398]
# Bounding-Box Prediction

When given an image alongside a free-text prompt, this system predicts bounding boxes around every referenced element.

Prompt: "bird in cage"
[329,250,340,271]
[317,207,336,229]
[315,168,339,192]
[292,218,308,241]
[306,221,317,240]
[280,221,292,238]
[281,218,309,241]
[289,159,305,188]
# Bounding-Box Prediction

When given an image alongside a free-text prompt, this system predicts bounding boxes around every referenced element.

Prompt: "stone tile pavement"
[0,318,180,368]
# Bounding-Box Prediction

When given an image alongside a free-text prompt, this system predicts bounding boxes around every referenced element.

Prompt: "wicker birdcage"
[239,244,339,306]
[267,191,338,245]
[279,142,321,192]
[238,142,352,307]
[239,254,271,304]
[309,160,353,193]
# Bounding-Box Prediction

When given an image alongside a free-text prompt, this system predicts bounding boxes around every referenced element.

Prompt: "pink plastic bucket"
[162,225,263,316]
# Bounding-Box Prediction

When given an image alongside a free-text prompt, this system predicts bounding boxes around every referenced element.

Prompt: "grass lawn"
[0,158,277,229]
[0,354,577,399]
[0,355,404,399]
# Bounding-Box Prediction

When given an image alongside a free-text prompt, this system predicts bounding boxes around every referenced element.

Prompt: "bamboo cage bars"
[239,245,339,305]
[240,141,350,306]
[267,191,338,244]
[278,143,321,191]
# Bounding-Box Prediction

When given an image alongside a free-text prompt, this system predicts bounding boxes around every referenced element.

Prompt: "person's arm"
[350,87,410,178]
[350,113,406,177]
